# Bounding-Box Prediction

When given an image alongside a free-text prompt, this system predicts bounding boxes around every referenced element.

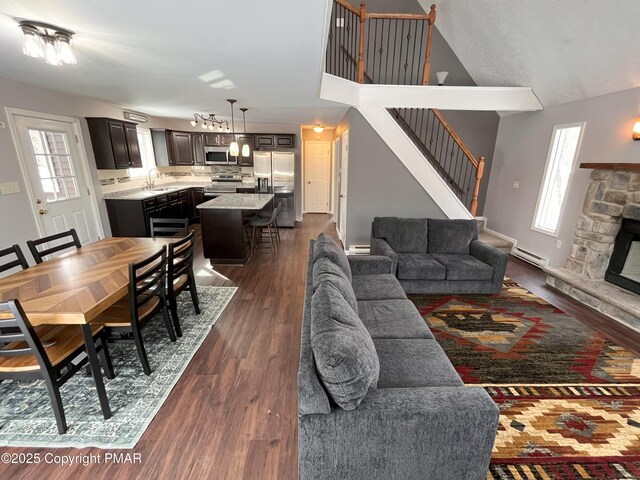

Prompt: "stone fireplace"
[545,165,640,333]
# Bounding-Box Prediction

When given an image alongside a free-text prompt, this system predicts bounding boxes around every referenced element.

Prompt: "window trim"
[129,128,156,177]
[530,122,586,238]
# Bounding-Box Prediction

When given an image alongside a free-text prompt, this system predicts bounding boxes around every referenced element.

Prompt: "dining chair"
[249,205,280,261]
[0,244,29,274]
[0,299,114,434]
[166,232,200,334]
[93,246,175,375]
[27,229,81,264]
[150,218,189,238]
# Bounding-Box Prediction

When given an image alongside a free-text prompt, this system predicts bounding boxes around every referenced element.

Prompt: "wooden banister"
[469,156,485,216]
[334,0,360,16]
[357,1,366,83]
[430,109,479,168]
[421,4,436,85]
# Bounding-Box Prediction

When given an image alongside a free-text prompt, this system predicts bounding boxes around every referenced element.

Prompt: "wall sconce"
[633,116,640,141]
[436,71,449,86]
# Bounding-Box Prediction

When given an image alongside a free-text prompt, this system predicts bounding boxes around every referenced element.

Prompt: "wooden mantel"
[580,162,640,171]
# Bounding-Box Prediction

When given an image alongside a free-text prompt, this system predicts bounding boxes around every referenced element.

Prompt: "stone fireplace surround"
[545,164,640,333]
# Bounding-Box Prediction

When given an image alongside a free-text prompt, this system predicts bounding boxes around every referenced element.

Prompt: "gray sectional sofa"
[298,233,499,480]
[370,217,508,294]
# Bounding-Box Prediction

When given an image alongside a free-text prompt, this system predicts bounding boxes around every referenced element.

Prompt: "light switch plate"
[556,240,563,249]
[0,182,21,195]
[512,180,520,189]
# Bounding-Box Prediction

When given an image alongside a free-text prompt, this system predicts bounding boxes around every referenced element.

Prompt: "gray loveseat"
[298,233,499,480]
[370,217,508,295]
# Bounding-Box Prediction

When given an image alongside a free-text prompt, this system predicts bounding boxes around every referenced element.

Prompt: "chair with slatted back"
[0,299,114,434]
[150,218,189,238]
[27,229,81,264]
[166,232,200,335]
[93,246,174,375]
[0,244,29,274]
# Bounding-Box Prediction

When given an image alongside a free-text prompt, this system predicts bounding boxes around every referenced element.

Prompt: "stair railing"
[326,0,485,215]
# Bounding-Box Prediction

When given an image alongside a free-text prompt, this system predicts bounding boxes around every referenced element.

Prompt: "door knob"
[39,209,48,215]
[36,198,42,204]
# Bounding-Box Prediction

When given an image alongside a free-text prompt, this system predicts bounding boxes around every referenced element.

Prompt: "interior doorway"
[7,108,103,244]
[336,130,349,243]
[304,140,332,213]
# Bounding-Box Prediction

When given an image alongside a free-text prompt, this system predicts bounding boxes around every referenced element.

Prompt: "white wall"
[484,86,640,266]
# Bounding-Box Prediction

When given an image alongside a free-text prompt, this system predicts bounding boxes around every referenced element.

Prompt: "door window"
[28,129,79,203]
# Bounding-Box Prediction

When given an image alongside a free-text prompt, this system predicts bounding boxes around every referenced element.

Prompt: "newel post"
[469,156,485,216]
[421,4,436,85]
[357,1,366,83]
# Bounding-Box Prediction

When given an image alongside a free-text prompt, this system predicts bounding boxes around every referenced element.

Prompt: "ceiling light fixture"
[227,99,240,157]
[313,125,325,134]
[240,108,250,157]
[633,116,640,141]
[190,112,229,132]
[19,20,76,65]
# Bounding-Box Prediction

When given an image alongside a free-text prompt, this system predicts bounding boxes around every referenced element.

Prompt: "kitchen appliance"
[204,174,242,197]
[204,146,237,165]
[254,151,295,227]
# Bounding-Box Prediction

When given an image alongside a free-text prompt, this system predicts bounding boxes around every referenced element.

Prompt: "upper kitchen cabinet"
[204,133,235,147]
[254,134,295,149]
[86,118,143,169]
[151,129,194,166]
[192,133,205,165]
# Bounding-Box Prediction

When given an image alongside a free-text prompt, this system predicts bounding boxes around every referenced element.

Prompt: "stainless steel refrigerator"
[254,151,296,227]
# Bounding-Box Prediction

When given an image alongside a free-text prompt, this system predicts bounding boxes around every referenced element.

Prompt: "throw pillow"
[312,257,358,313]
[311,282,379,410]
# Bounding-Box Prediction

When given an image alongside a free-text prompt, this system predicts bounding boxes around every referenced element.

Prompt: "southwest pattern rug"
[410,279,640,480]
[0,285,236,449]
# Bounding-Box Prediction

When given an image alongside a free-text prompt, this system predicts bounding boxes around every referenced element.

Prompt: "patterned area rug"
[410,279,640,480]
[0,286,236,449]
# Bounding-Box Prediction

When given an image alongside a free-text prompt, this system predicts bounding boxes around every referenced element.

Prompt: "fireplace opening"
[605,218,640,294]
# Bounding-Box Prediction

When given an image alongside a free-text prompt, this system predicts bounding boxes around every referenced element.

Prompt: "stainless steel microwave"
[204,146,236,165]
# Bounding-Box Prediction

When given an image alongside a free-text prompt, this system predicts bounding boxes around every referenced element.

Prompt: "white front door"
[338,130,349,243]
[305,141,331,213]
[11,114,100,244]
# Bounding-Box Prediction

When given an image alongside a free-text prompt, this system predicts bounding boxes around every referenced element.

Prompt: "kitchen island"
[197,193,274,265]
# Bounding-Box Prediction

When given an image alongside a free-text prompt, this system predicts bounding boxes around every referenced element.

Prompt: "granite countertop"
[102,182,213,201]
[197,194,274,210]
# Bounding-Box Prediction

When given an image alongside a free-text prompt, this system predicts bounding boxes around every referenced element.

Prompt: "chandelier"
[190,113,229,132]
[19,20,76,66]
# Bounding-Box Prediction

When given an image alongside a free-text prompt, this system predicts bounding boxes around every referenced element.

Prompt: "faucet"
[146,168,160,189]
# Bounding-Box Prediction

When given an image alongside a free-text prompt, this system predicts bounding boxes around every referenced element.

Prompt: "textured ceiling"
[0,0,347,127]
[418,0,640,107]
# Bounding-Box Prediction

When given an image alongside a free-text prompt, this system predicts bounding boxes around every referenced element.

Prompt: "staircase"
[325,0,485,216]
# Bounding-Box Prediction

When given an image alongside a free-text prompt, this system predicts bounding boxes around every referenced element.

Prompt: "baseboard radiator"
[348,245,370,255]
[512,246,549,268]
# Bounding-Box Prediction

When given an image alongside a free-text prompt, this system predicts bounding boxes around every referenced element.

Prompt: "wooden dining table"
[0,236,176,419]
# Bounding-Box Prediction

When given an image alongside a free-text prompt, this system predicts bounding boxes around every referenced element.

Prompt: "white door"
[305,141,331,213]
[11,114,100,245]
[337,130,349,243]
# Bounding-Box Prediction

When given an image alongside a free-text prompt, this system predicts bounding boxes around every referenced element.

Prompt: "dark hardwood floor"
[0,214,638,479]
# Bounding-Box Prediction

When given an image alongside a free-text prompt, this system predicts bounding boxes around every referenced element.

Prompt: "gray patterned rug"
[0,285,236,449]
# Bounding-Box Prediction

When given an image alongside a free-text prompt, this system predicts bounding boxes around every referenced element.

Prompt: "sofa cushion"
[396,253,447,280]
[351,274,407,301]
[373,338,463,388]
[431,254,494,281]
[373,217,428,253]
[358,299,433,339]
[311,283,379,410]
[313,257,359,313]
[313,233,352,282]
[427,219,478,254]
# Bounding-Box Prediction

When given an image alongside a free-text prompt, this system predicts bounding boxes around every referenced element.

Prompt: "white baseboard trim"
[482,227,518,250]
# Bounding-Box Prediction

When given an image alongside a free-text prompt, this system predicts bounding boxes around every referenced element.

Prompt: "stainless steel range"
[204,174,242,197]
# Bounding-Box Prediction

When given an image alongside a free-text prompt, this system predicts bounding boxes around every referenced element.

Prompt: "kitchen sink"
[149,188,171,192]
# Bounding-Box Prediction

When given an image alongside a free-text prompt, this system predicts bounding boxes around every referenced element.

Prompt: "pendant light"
[240,108,250,157]
[227,99,240,157]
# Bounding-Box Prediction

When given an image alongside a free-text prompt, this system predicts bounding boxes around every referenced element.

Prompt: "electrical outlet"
[512,180,520,189]
[0,182,21,195]
[336,17,345,27]
[556,240,563,249]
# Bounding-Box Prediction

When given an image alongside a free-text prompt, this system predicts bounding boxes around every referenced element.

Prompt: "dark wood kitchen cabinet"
[170,131,194,165]
[204,133,235,147]
[151,129,195,166]
[192,188,204,221]
[254,134,295,149]
[192,133,205,165]
[86,118,143,169]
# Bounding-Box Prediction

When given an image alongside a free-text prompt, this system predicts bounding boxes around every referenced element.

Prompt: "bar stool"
[249,205,280,261]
